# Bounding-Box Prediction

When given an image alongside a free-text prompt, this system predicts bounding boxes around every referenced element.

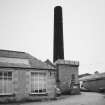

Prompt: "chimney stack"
[53,6,64,62]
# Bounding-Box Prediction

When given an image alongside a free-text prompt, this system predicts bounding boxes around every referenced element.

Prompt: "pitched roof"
[0,49,55,70]
[45,59,56,68]
[79,73,92,78]
[54,59,79,66]
[79,72,105,81]
[0,49,32,59]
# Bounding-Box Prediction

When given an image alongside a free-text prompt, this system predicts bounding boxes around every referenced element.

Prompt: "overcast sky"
[0,0,105,74]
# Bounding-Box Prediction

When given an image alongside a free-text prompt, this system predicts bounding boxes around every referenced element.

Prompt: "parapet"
[54,59,79,67]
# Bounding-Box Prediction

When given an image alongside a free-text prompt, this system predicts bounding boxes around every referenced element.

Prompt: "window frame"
[30,71,47,94]
[71,74,75,82]
[0,71,13,95]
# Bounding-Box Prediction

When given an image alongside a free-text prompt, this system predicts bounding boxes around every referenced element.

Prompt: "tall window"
[31,72,47,94]
[71,74,75,82]
[0,71,13,95]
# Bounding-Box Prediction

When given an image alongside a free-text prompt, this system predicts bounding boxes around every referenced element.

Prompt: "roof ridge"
[0,49,26,53]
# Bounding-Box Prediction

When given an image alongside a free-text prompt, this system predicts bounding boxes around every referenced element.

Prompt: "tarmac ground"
[1,92,105,105]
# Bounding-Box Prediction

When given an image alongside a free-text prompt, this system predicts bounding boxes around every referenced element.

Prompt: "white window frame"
[30,71,47,94]
[0,71,13,95]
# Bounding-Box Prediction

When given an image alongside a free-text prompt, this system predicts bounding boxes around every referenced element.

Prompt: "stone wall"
[56,64,79,94]
[83,78,105,92]
[0,68,56,102]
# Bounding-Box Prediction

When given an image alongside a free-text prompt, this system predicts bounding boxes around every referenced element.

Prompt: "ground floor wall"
[56,65,80,94]
[0,68,56,102]
[83,78,105,92]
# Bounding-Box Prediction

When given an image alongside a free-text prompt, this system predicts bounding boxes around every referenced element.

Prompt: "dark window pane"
[4,72,7,76]
[39,89,42,93]
[31,72,38,76]
[31,72,34,75]
[72,74,75,80]
[71,74,75,83]
[8,72,12,77]
[35,90,38,93]
[0,72,2,79]
[0,72,2,76]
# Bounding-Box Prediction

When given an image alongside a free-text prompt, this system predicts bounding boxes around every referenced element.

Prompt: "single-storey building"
[79,73,91,78]
[54,59,80,94]
[0,50,56,102]
[79,72,105,92]
[79,73,92,88]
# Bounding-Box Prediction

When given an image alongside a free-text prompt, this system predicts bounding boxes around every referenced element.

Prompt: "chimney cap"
[54,6,62,9]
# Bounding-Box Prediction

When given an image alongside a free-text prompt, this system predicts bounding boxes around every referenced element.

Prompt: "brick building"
[0,50,56,102]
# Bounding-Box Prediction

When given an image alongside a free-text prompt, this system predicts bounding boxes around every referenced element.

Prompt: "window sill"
[0,93,15,97]
[29,93,48,96]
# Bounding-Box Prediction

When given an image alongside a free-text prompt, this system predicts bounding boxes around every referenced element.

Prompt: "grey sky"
[0,0,105,74]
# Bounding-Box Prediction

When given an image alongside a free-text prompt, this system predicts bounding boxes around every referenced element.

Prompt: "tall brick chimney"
[53,6,64,62]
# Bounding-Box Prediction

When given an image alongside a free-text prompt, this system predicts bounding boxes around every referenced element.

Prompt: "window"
[30,72,47,94]
[71,74,75,82]
[0,71,13,95]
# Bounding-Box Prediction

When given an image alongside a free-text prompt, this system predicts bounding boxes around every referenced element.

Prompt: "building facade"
[79,72,105,92]
[54,59,80,94]
[0,50,56,102]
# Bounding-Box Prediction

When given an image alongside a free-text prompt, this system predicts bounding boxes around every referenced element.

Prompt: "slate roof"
[0,49,55,70]
[45,59,56,68]
[79,72,105,81]
[0,49,32,59]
